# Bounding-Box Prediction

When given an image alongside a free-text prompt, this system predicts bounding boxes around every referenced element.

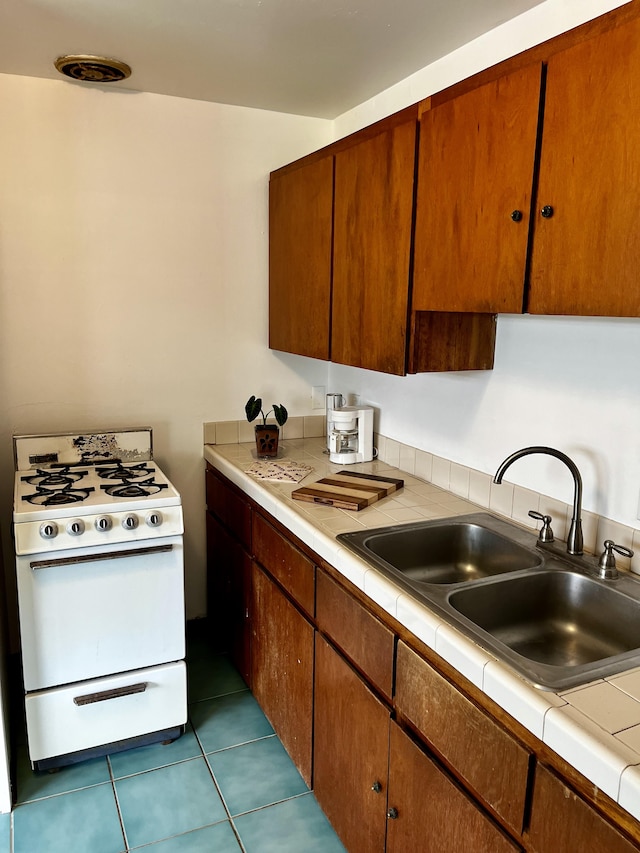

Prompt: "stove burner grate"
[21,467,88,489]
[95,462,155,480]
[22,486,96,506]
[100,478,168,499]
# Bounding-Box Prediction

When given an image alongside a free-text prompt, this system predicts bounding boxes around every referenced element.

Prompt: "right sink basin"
[449,570,640,677]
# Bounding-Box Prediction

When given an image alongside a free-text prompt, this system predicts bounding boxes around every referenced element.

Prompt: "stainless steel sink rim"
[337,512,640,691]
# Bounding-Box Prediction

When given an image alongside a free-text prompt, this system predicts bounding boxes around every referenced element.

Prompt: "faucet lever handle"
[598,540,634,578]
[528,510,554,543]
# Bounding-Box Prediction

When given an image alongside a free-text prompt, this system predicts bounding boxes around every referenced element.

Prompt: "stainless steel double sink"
[337,513,640,691]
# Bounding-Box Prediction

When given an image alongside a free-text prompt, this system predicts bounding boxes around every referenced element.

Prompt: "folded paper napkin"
[244,460,313,483]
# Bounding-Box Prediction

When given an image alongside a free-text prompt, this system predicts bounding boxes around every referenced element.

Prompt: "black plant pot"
[255,424,280,458]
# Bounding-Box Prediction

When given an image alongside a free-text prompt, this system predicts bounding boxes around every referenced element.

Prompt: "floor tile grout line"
[198,733,277,759]
[194,728,248,852]
[107,755,130,853]
[188,686,250,705]
[229,789,314,821]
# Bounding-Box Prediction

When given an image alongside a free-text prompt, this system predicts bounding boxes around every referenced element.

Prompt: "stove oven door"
[16,536,185,692]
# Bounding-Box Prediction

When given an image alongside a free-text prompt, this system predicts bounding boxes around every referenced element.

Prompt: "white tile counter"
[204,437,640,824]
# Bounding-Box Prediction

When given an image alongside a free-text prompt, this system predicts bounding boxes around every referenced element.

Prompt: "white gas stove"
[13,429,187,771]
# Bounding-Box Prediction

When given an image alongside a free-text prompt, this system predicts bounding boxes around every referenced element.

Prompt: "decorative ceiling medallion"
[54,55,132,83]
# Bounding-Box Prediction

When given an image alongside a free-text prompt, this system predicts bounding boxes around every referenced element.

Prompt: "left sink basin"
[337,513,543,585]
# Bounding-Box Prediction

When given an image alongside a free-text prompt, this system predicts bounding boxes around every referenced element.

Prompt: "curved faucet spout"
[494,446,584,556]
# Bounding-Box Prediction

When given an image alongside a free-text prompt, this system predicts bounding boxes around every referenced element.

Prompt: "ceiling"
[0,0,546,119]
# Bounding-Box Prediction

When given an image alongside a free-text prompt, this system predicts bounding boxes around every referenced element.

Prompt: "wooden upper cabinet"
[331,118,417,375]
[269,156,333,359]
[413,62,543,314]
[529,17,640,316]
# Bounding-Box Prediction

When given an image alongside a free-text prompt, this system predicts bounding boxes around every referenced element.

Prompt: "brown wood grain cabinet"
[205,462,640,850]
[395,640,530,837]
[527,764,639,853]
[314,633,391,853]
[386,722,521,853]
[413,63,543,315]
[268,5,640,380]
[315,568,394,702]
[528,16,640,316]
[250,561,314,787]
[268,155,333,359]
[331,117,417,375]
[252,511,315,618]
[205,464,252,683]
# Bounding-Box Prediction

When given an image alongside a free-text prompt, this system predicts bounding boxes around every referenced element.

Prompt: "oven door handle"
[30,543,173,570]
[73,682,148,706]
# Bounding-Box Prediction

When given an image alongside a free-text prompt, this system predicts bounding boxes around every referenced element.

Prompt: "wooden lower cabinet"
[314,634,390,853]
[205,511,251,684]
[395,641,530,836]
[386,722,520,853]
[205,467,640,850]
[526,764,639,853]
[314,633,519,853]
[250,562,314,787]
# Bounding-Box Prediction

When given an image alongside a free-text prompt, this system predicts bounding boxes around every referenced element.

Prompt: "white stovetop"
[205,438,640,824]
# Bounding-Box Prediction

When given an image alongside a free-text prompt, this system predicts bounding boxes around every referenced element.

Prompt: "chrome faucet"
[494,446,584,556]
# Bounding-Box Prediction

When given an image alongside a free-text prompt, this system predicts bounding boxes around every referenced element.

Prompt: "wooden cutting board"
[291,471,404,511]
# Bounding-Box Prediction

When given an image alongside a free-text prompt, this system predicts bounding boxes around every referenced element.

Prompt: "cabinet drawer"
[206,465,252,547]
[316,569,394,701]
[252,512,315,616]
[26,661,187,763]
[395,641,530,835]
[527,764,638,853]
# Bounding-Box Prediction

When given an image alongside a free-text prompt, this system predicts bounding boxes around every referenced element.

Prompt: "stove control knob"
[146,511,163,528]
[122,514,139,531]
[95,516,112,533]
[67,519,85,536]
[39,522,59,540]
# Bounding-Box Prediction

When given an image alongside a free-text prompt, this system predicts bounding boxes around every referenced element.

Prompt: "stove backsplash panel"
[14,428,153,470]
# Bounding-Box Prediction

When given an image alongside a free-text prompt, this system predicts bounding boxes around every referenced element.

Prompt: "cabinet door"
[269,156,334,359]
[251,563,314,786]
[527,764,639,853]
[332,118,417,375]
[529,17,640,316]
[386,723,520,853]
[314,634,390,853]
[413,63,542,314]
[206,511,251,684]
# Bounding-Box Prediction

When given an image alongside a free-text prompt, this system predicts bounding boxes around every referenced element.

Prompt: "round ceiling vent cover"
[54,55,132,83]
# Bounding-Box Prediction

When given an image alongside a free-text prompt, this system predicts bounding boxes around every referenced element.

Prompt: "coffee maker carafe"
[328,405,374,464]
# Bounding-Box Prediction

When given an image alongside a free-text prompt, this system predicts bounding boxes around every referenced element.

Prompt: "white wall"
[0,74,332,631]
[324,0,640,529]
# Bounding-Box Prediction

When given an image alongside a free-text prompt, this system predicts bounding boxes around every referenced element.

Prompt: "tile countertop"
[204,438,640,824]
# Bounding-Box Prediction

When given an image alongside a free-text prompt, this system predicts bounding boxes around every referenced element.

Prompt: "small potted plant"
[245,395,288,458]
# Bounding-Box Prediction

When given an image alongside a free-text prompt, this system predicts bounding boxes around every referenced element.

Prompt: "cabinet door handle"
[387,807,399,820]
[73,682,148,706]
[510,209,523,222]
[371,780,382,793]
[540,204,554,218]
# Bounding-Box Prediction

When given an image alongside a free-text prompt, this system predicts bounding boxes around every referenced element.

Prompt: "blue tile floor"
[1,624,346,852]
